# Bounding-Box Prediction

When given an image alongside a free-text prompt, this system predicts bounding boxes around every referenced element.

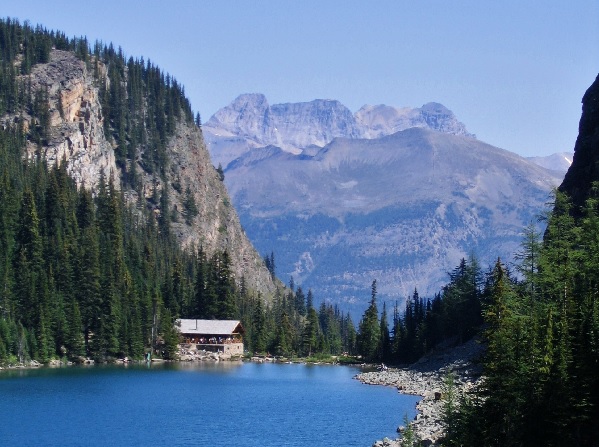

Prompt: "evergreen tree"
[379,301,391,361]
[357,280,381,361]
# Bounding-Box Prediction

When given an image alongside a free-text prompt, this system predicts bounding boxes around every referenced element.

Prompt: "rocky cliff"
[2,49,276,297]
[559,73,599,214]
[16,50,115,188]
[355,102,474,139]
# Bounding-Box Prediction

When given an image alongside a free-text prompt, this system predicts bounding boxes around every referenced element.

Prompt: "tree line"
[355,257,483,364]
[0,119,361,363]
[238,278,357,358]
[352,190,599,445]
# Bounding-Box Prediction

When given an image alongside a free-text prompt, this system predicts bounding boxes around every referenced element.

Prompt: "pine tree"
[274,312,294,357]
[357,280,381,361]
[251,298,266,354]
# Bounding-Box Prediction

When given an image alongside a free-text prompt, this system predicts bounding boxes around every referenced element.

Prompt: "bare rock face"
[355,102,474,139]
[24,50,117,189]
[159,121,276,293]
[4,49,276,297]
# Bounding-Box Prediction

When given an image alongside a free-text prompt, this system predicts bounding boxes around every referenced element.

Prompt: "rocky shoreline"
[178,345,242,362]
[356,339,484,446]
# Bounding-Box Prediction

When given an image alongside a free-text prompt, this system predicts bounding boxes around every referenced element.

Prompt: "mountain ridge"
[204,94,475,168]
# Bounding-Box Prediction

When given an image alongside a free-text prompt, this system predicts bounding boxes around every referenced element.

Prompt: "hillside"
[0,19,277,363]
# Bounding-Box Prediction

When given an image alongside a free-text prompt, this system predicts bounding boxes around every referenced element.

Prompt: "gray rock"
[357,338,484,446]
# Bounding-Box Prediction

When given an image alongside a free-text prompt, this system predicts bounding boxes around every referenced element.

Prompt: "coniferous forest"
[2,16,599,446]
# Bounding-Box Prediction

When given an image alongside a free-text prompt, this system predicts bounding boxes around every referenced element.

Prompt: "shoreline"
[355,339,483,447]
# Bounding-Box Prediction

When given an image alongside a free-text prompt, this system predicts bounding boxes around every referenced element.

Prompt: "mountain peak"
[420,102,450,113]
[205,93,279,145]
[355,102,474,139]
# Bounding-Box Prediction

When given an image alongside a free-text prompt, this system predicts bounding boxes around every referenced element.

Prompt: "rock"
[22,50,116,192]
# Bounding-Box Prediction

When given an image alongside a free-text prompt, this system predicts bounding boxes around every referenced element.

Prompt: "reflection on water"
[170,360,244,373]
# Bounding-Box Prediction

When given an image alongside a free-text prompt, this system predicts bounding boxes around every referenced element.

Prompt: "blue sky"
[3,1,598,156]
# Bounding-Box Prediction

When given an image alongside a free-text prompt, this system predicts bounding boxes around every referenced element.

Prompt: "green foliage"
[216,163,225,181]
[182,186,198,225]
[0,122,201,363]
[263,251,275,280]
[400,413,420,447]
[389,257,484,364]
[443,189,599,446]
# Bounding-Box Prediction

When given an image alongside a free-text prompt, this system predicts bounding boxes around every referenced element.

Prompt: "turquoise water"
[0,362,419,446]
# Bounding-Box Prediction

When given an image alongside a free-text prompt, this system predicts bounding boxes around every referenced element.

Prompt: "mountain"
[1,49,275,298]
[527,152,573,174]
[222,127,563,311]
[203,94,473,168]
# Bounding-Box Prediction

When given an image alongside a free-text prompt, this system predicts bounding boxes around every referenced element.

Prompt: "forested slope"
[0,19,277,362]
[0,19,365,364]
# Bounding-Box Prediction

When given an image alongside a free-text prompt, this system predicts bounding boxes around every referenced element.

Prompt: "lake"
[0,362,420,446]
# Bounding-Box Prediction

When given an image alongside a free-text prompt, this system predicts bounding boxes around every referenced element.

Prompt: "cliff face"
[559,74,599,213]
[4,49,276,297]
[18,50,116,188]
[355,102,474,140]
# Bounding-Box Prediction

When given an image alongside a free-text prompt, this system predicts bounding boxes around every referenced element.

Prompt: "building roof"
[176,319,245,336]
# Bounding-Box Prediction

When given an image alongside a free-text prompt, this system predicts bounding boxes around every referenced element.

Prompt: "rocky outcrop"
[355,102,474,140]
[155,121,276,292]
[270,99,362,149]
[9,50,116,189]
[207,93,280,147]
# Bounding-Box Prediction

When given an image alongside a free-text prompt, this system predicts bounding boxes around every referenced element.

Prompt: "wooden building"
[176,319,245,355]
